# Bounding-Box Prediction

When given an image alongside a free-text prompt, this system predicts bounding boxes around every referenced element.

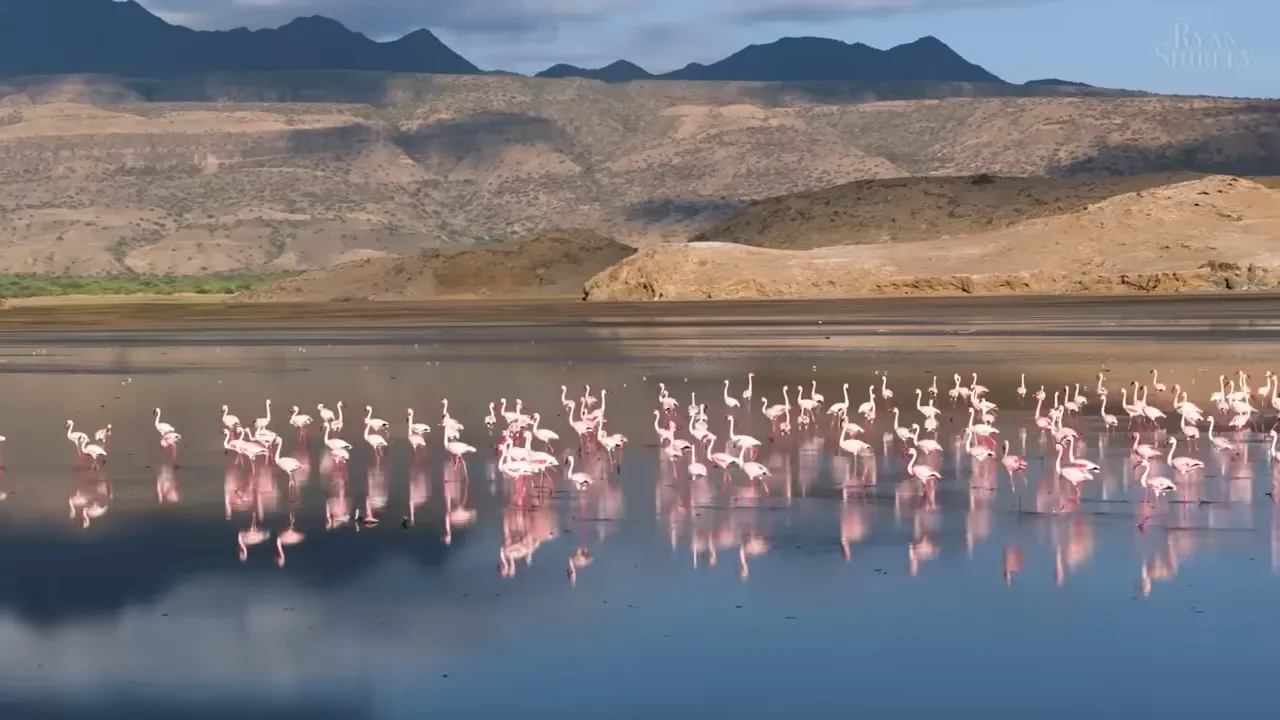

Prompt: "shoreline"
[1,290,1279,332]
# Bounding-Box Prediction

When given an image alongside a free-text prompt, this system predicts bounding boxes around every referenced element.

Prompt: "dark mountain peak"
[660,33,1000,83]
[1025,78,1092,87]
[535,59,651,83]
[278,15,355,34]
[0,0,479,76]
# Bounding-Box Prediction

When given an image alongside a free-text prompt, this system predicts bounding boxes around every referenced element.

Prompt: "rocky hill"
[0,71,1277,274]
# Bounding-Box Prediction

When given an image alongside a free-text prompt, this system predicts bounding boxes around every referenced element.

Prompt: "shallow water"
[1,307,1279,717]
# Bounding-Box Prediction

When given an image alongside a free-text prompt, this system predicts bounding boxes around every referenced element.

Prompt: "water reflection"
[0,340,1279,714]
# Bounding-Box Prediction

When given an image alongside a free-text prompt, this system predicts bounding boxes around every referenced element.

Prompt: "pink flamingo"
[289,406,312,434]
[905,447,941,482]
[153,408,175,435]
[221,405,241,429]
[160,431,182,461]
[735,443,770,494]
[1000,441,1027,475]
[364,422,388,460]
[1166,438,1204,474]
[76,435,107,470]
[272,438,304,481]
[444,432,477,465]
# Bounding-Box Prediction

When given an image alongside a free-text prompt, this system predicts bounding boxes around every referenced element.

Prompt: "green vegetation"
[0,272,299,299]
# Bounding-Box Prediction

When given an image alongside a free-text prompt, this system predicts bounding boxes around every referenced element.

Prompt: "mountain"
[658,36,1005,83]
[0,0,479,77]
[1024,78,1092,87]
[536,60,652,83]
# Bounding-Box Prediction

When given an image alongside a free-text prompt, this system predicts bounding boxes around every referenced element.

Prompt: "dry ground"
[237,228,633,301]
[1,72,1279,274]
[584,176,1280,300]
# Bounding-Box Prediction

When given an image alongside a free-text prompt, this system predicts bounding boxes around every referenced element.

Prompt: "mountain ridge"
[0,0,1044,85]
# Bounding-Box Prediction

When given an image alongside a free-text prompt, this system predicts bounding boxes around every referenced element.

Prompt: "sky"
[135,0,1274,97]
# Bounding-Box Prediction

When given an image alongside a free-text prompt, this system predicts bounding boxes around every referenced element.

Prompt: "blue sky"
[138,0,1273,97]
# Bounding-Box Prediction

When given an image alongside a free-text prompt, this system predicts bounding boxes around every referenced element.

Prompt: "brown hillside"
[0,73,1278,273]
[585,176,1280,300]
[239,229,633,302]
[693,172,1280,250]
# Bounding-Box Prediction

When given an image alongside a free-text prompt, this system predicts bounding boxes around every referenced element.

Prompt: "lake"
[0,296,1277,718]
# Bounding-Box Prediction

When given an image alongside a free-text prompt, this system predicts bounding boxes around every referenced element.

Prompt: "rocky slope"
[0,72,1277,274]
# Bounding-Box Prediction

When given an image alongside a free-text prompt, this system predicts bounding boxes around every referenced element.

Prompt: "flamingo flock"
[32,364,1280,582]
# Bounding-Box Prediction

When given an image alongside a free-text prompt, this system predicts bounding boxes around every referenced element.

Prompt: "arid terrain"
[584,175,1280,300]
[1,71,1279,276]
[238,229,633,301]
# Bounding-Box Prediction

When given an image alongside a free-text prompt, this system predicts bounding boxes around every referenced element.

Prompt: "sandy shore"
[2,291,1279,333]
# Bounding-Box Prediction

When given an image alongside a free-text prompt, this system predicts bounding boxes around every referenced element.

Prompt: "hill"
[584,176,1280,300]
[693,173,1233,250]
[238,229,634,302]
[0,72,1277,274]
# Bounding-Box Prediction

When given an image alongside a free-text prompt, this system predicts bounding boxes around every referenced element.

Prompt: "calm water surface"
[0,309,1277,718]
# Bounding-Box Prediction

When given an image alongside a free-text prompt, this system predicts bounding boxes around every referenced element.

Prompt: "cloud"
[726,0,1047,24]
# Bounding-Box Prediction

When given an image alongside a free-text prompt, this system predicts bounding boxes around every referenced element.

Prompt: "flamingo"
[741,372,754,404]
[364,422,388,458]
[909,424,943,454]
[1099,395,1118,429]
[879,374,893,400]
[444,433,477,465]
[687,441,708,478]
[1136,458,1177,497]
[364,405,389,432]
[839,422,872,455]
[1167,437,1204,474]
[827,383,851,423]
[317,404,336,425]
[856,385,875,418]
[735,443,770,490]
[723,380,740,409]
[1055,442,1093,490]
[727,415,760,455]
[323,421,351,453]
[66,420,89,449]
[1016,373,1026,399]
[221,405,240,429]
[967,407,998,436]
[289,406,313,433]
[160,431,182,459]
[272,438,304,480]
[153,408,175,435]
[1131,432,1161,461]
[531,413,559,448]
[563,455,595,489]
[77,435,107,469]
[1206,416,1235,452]
[1150,369,1167,393]
[905,447,941,482]
[1000,441,1027,475]
[254,400,272,431]
[406,409,431,436]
